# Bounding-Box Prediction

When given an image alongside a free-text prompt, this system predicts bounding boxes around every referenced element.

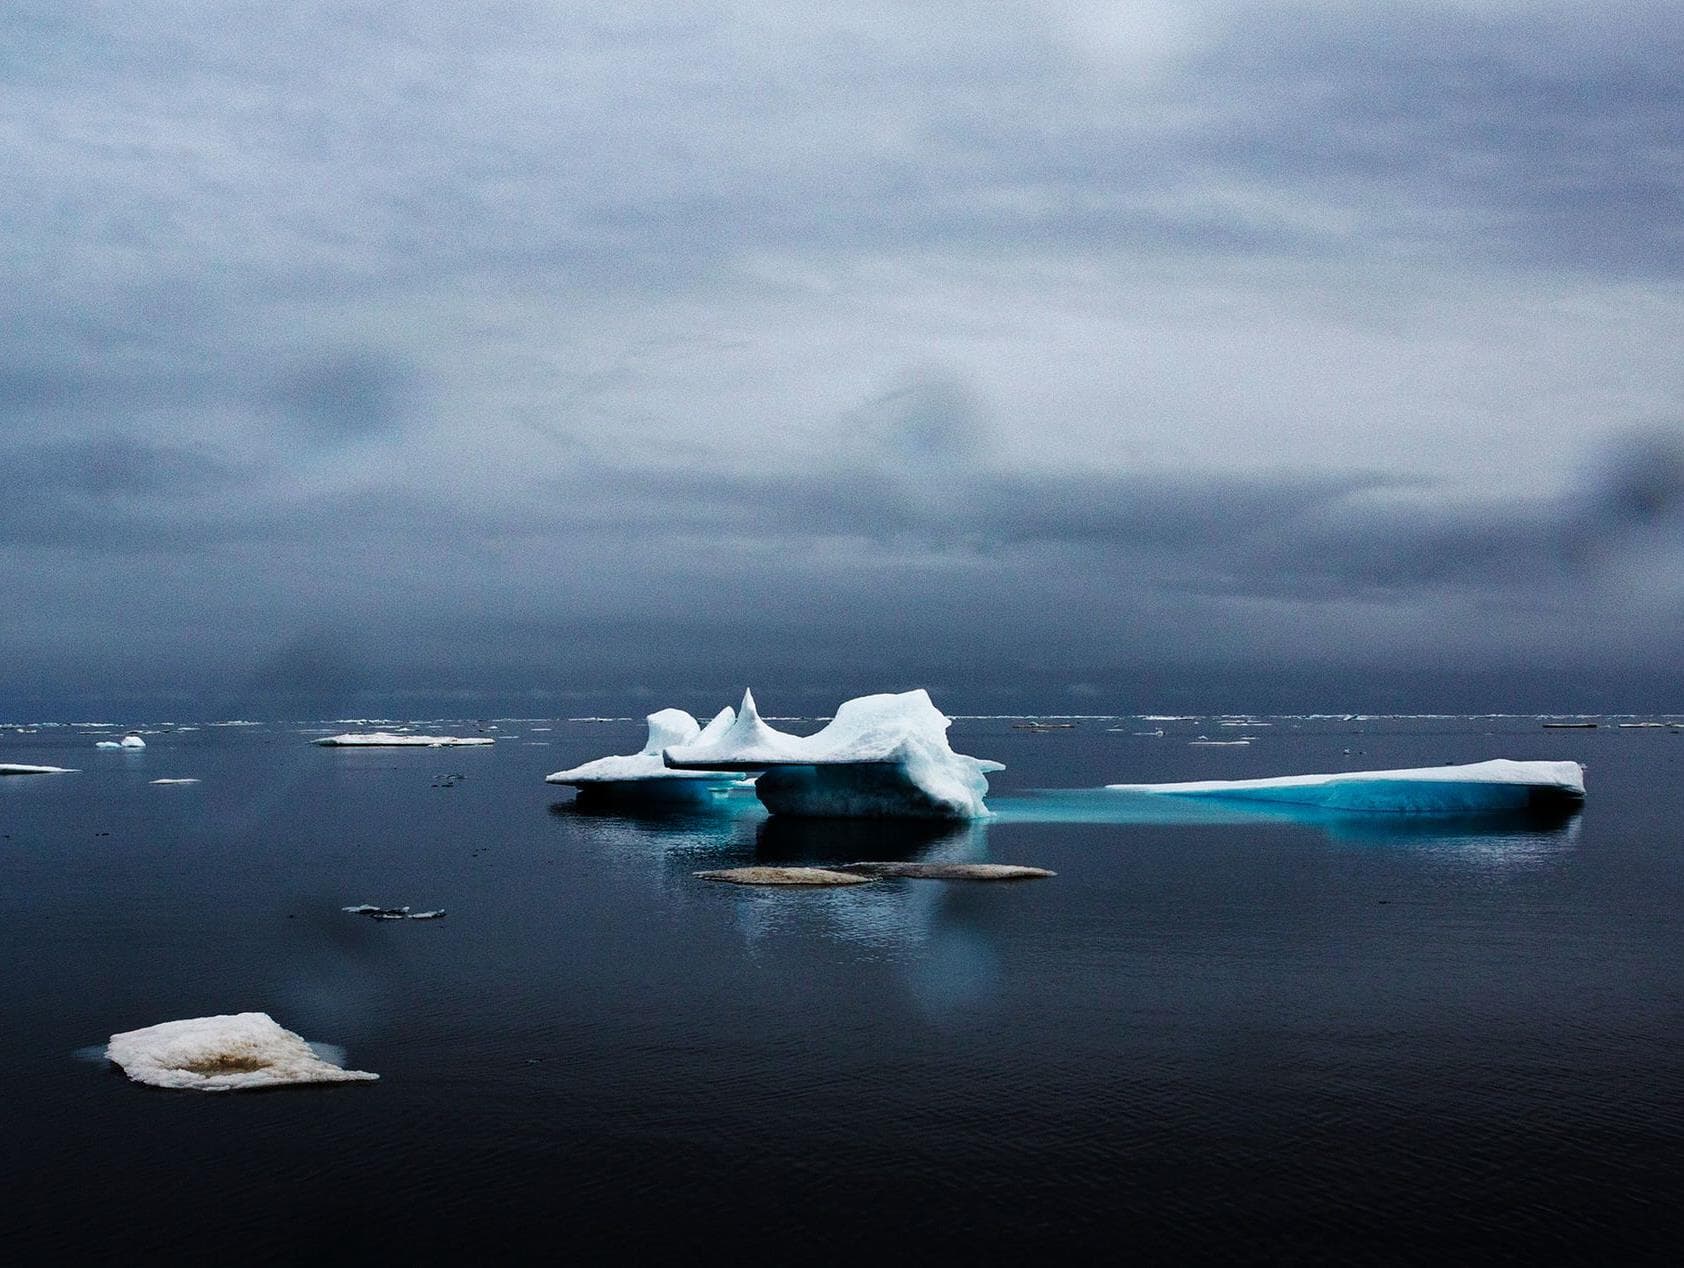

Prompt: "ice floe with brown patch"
[105,1012,378,1091]
[841,862,1054,880]
[694,867,874,886]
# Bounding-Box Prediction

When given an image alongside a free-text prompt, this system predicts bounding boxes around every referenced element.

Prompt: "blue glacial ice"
[1106,758,1585,814]
[546,706,742,805]
[664,689,1002,820]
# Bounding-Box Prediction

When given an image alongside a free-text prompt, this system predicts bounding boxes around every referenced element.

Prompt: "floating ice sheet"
[1,764,76,776]
[314,732,494,747]
[105,1012,378,1091]
[1106,759,1585,814]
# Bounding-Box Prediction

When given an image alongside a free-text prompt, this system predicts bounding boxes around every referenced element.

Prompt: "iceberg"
[545,707,741,805]
[313,732,494,747]
[1,763,76,776]
[665,689,1003,820]
[95,734,146,750]
[105,1012,378,1091]
[1106,759,1586,814]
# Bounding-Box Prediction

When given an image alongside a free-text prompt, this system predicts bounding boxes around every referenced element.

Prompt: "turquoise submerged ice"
[545,706,740,805]
[664,689,1003,820]
[1107,759,1586,814]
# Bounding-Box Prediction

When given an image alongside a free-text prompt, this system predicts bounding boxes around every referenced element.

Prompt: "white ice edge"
[1,764,78,775]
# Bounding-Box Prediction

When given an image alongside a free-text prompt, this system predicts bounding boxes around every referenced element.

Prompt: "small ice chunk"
[694,867,874,886]
[119,734,145,749]
[314,732,494,747]
[149,778,200,785]
[1,764,76,776]
[105,1012,378,1091]
[841,862,1055,880]
[1107,759,1586,814]
[342,904,445,920]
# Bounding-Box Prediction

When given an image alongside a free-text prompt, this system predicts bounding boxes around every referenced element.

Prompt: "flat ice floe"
[105,1012,378,1091]
[695,867,873,886]
[1107,759,1586,814]
[149,778,200,785]
[313,732,494,747]
[840,862,1055,880]
[664,689,1002,820]
[1,764,76,776]
[546,707,740,803]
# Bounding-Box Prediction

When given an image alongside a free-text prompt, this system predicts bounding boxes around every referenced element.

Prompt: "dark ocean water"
[3,714,1682,1263]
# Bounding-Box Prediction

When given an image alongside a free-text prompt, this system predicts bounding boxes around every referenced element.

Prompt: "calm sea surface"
[3,715,1682,1263]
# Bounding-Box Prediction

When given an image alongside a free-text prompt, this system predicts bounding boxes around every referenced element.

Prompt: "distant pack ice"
[665,689,1003,820]
[313,732,494,747]
[545,706,741,804]
[1107,759,1586,814]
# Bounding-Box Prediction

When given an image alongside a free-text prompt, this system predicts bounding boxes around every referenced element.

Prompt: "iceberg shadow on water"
[752,814,987,866]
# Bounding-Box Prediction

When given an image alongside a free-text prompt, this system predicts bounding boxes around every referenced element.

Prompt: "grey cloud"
[3,3,1683,716]
[269,351,418,441]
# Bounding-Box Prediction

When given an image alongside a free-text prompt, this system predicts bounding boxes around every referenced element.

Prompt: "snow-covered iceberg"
[105,1012,378,1091]
[95,734,146,750]
[1106,759,1585,814]
[546,707,741,805]
[665,689,1003,820]
[1,763,76,776]
[313,732,494,747]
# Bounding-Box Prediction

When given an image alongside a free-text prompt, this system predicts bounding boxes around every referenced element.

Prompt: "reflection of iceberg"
[546,707,741,806]
[665,689,1002,820]
[1105,759,1585,814]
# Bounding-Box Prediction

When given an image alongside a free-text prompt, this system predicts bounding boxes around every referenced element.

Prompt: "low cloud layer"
[2,3,1681,715]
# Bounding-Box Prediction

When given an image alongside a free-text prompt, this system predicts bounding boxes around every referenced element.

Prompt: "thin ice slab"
[1107,759,1585,814]
[1,764,76,776]
[105,1012,378,1091]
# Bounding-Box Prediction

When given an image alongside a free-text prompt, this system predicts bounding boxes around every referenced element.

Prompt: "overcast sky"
[3,1,1681,717]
